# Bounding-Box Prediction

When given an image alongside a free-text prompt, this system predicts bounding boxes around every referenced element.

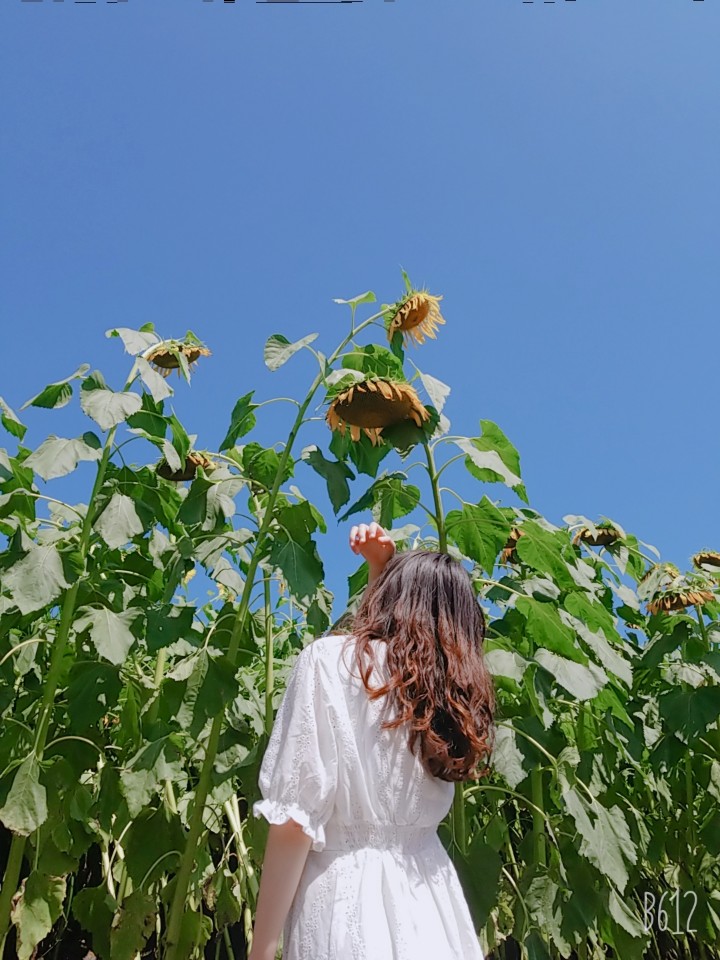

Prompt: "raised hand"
[349,522,396,582]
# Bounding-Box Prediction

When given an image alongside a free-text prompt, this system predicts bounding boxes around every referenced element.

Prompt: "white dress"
[252,633,484,960]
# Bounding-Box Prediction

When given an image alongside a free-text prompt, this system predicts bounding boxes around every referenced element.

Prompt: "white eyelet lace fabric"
[252,634,484,960]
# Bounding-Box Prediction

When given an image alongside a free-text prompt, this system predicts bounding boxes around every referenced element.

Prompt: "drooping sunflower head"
[144,335,211,378]
[572,520,623,547]
[157,451,216,482]
[692,550,720,575]
[385,273,446,348]
[326,377,430,445]
[647,586,715,615]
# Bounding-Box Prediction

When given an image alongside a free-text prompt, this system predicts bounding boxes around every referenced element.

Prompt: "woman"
[249,521,496,960]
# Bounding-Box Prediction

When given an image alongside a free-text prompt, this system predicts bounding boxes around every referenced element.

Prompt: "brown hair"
[349,550,496,782]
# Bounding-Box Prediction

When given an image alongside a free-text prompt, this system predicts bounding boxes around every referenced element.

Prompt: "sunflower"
[157,451,215,482]
[326,378,430,445]
[500,528,524,565]
[385,288,445,347]
[144,338,211,378]
[639,562,681,586]
[573,522,622,547]
[647,588,715,615]
[692,550,720,574]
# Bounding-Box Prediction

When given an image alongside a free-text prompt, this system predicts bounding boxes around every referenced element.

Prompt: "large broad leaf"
[0,754,48,835]
[269,535,323,602]
[456,420,527,502]
[264,333,318,371]
[11,872,66,960]
[658,686,720,739]
[332,290,376,307]
[490,724,527,787]
[301,445,354,514]
[67,661,123,732]
[3,543,70,614]
[74,607,140,665]
[106,324,160,356]
[524,872,572,956]
[80,385,142,432]
[446,498,513,574]
[341,343,405,381]
[560,773,637,893]
[21,363,90,411]
[94,492,144,549]
[219,391,258,450]
[453,838,503,929]
[174,651,239,739]
[534,649,608,700]
[516,597,586,662]
[0,396,26,440]
[119,738,183,818]
[560,610,633,687]
[515,521,577,590]
[110,890,156,960]
[339,471,420,527]
[24,435,102,481]
[485,648,530,683]
[133,356,173,402]
[72,887,115,960]
[416,370,451,413]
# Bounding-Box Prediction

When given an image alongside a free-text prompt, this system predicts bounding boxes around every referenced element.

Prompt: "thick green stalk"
[0,414,119,945]
[530,767,546,868]
[423,442,468,856]
[264,577,274,736]
[163,312,383,959]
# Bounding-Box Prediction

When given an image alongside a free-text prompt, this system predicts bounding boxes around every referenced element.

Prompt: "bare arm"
[349,521,396,584]
[248,820,313,960]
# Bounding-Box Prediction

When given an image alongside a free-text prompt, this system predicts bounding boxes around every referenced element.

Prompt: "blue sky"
[1,0,718,615]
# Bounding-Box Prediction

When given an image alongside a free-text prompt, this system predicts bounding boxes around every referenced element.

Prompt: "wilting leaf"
[490,724,527,787]
[220,391,258,450]
[11,872,66,960]
[0,754,48,835]
[74,607,140,665]
[80,386,142,432]
[0,396,26,440]
[4,543,70,614]
[110,890,156,960]
[301,445,354,513]
[94,492,144,549]
[24,435,102,481]
[106,324,160,356]
[133,356,173,402]
[416,371,451,413]
[446,498,512,574]
[264,333,318,372]
[21,364,90,411]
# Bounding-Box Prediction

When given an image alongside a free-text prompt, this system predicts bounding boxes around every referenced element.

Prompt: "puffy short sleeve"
[252,641,339,852]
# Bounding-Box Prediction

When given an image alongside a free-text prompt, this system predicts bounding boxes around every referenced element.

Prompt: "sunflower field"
[1,272,719,960]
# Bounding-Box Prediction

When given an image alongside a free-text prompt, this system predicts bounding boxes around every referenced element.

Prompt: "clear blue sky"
[1,0,718,613]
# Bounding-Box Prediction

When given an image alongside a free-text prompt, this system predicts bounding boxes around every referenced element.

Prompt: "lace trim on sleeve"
[252,798,328,851]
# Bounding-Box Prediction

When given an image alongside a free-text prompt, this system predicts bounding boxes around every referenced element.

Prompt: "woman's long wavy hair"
[349,550,496,782]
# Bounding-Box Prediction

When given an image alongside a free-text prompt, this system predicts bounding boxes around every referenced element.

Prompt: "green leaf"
[341,344,405,381]
[146,604,195,653]
[174,651,240,738]
[242,442,288,490]
[74,607,139,665]
[329,429,392,479]
[269,536,323,602]
[24,435,102,481]
[11,872,66,960]
[219,391,258,450]
[80,385,142,432]
[534,649,608,700]
[457,420,528,502]
[332,290,376,307]
[94,492,144,549]
[72,887,115,960]
[0,754,48,835]
[515,521,577,590]
[560,610,633,687]
[0,396,27,440]
[339,472,420,528]
[67,662,122,732]
[110,890,155,960]
[106,325,160,355]
[4,543,70,615]
[301,445,354,513]
[446,498,512,574]
[453,838,502,930]
[264,333,318,371]
[177,911,213,957]
[490,724,527,787]
[119,738,183,818]
[516,597,586,661]
[658,685,720,739]
[21,363,90,410]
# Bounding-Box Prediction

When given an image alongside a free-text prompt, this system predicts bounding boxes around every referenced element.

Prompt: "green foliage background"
[1,278,719,960]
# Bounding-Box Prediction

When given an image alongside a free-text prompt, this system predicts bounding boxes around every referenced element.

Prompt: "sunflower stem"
[163,309,386,960]
[264,575,274,736]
